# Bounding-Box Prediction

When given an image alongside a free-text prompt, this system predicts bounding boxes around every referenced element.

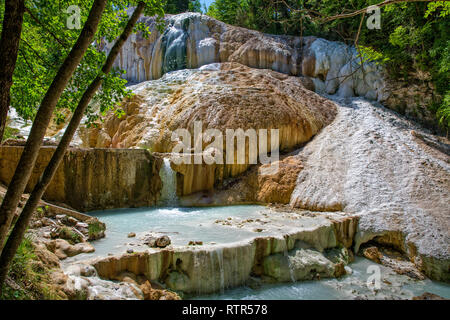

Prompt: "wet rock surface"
[263,248,336,282]
[289,97,450,281]
[0,147,162,211]
[79,62,336,196]
[109,13,386,102]
[79,211,360,295]
[141,234,172,248]
[412,292,447,300]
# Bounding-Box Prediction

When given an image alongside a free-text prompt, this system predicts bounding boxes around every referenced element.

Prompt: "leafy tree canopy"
[164,0,201,14]
[0,0,164,127]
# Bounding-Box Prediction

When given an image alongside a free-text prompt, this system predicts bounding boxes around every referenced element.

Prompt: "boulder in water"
[156,235,171,248]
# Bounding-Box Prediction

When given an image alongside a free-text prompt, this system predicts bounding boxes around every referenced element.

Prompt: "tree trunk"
[0,0,25,142]
[0,2,146,292]
[0,0,107,257]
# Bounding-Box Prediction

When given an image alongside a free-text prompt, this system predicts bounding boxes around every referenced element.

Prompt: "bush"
[0,237,59,300]
[59,226,82,244]
[88,220,106,240]
[2,126,20,142]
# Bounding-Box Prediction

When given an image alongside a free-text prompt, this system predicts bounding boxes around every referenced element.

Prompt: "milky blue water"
[83,205,268,258]
[71,205,450,300]
[192,257,450,300]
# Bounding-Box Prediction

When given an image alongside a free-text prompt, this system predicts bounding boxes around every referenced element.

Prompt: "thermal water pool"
[66,205,450,300]
[79,205,270,259]
[192,257,450,300]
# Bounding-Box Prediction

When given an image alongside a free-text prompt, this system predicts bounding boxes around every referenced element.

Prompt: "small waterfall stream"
[215,248,225,294]
[284,240,296,283]
[159,158,178,206]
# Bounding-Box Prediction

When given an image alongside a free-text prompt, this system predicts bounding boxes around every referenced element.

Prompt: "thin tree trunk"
[0,2,146,292]
[0,0,25,142]
[0,0,107,256]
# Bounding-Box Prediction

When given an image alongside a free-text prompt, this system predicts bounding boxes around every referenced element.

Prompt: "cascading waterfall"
[159,158,178,206]
[215,248,225,294]
[284,240,296,283]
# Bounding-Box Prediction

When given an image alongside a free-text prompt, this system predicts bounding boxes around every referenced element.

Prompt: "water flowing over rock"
[289,97,450,281]
[108,13,387,102]
[88,213,358,295]
[158,158,179,205]
[80,62,336,196]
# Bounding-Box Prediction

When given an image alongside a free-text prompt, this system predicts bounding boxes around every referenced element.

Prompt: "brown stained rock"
[156,235,171,248]
[334,262,347,278]
[143,235,157,247]
[46,239,94,260]
[93,252,150,280]
[61,216,78,227]
[34,243,60,268]
[412,292,447,300]
[78,62,336,197]
[140,281,154,300]
[379,255,426,281]
[254,157,304,204]
[0,146,162,211]
[114,271,138,284]
[50,270,68,286]
[200,155,305,206]
[330,216,359,249]
[363,247,383,264]
[188,241,203,246]
[140,280,181,300]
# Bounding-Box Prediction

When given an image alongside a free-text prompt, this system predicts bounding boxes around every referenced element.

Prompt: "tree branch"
[24,6,67,47]
[320,0,436,23]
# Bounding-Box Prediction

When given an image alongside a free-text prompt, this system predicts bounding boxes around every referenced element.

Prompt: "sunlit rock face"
[107,12,387,101]
[181,156,304,206]
[289,97,450,281]
[80,62,336,195]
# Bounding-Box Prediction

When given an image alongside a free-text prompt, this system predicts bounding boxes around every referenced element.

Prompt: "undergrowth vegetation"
[0,237,60,300]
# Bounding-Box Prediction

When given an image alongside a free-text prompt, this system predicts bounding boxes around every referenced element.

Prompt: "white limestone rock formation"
[289,96,450,281]
[106,12,387,102]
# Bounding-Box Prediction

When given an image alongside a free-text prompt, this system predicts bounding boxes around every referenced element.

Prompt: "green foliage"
[3,0,164,127]
[88,220,105,240]
[207,0,248,26]
[357,45,390,65]
[0,237,58,300]
[2,126,20,142]
[188,0,202,13]
[437,91,450,128]
[425,1,450,18]
[59,226,82,244]
[163,0,200,14]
